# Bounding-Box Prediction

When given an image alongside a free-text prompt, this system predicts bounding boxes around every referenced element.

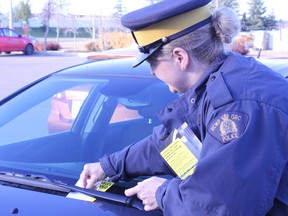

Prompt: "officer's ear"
[172,47,190,71]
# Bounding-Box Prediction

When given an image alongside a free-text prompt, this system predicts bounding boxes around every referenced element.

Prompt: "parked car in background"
[0,27,34,55]
[0,56,287,215]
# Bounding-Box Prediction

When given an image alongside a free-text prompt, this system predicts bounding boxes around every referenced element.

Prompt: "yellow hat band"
[133,5,211,47]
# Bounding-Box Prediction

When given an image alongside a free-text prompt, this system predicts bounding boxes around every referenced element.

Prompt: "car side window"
[2,29,18,37]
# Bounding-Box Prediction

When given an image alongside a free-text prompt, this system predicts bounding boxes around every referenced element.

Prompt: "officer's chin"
[169,86,179,94]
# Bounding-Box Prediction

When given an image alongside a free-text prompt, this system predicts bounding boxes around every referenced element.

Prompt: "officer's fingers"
[79,162,104,189]
[79,166,96,189]
[124,185,140,197]
[144,203,158,212]
[86,177,98,189]
[78,179,87,188]
[142,196,159,211]
[78,170,90,188]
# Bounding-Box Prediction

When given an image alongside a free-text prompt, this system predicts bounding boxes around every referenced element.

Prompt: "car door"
[1,28,23,51]
[0,28,9,51]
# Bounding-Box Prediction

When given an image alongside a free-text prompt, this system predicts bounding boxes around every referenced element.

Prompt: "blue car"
[0,56,287,215]
[0,57,177,216]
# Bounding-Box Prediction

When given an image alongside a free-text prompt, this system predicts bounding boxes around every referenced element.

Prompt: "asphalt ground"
[0,51,87,100]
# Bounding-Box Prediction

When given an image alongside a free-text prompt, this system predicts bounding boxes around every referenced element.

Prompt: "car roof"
[56,55,288,78]
[258,58,288,78]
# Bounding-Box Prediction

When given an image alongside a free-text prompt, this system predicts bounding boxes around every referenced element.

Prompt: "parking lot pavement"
[0,53,87,100]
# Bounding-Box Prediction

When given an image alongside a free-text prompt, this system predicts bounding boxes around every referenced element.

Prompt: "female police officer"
[79,0,288,215]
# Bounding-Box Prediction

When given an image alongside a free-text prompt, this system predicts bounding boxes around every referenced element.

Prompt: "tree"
[64,14,81,51]
[13,0,31,25]
[54,0,69,43]
[263,12,278,30]
[247,0,266,30]
[113,0,127,18]
[240,12,250,32]
[211,0,240,14]
[84,15,96,39]
[219,0,240,11]
[42,0,55,51]
[113,0,127,31]
[246,0,278,31]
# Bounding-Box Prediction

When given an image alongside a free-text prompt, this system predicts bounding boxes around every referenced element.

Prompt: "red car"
[0,28,34,55]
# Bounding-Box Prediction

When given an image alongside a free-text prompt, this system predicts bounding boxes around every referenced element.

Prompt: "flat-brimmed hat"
[121,0,212,67]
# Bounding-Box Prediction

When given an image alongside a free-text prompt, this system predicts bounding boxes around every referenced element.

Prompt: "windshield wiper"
[0,171,68,193]
[58,182,144,210]
[0,171,144,210]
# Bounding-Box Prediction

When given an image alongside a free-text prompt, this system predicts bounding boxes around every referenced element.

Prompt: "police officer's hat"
[121,0,212,67]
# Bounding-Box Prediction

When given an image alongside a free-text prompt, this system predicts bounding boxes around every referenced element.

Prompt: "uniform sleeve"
[99,125,174,181]
[155,103,288,215]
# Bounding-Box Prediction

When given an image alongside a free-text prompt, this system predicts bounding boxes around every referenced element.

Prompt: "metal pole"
[9,0,13,29]
[214,0,219,8]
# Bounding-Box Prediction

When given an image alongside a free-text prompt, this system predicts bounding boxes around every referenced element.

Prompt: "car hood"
[0,184,161,216]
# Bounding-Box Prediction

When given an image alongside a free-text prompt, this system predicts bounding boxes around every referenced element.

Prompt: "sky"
[0,0,148,16]
[0,0,288,20]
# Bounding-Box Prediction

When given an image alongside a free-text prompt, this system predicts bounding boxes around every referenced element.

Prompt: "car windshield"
[0,73,177,183]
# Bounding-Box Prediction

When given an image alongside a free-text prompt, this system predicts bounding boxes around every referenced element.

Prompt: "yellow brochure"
[94,179,114,192]
[160,137,198,179]
[160,122,202,179]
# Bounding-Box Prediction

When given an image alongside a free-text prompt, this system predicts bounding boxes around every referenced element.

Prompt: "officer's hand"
[79,162,106,189]
[125,176,167,211]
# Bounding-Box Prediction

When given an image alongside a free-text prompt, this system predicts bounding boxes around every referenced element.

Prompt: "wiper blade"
[0,171,144,210]
[0,171,69,193]
[58,183,144,210]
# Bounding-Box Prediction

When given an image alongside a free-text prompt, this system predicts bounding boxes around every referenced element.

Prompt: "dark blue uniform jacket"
[100,53,288,216]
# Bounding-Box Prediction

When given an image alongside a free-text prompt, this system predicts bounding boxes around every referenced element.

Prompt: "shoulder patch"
[208,112,249,144]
